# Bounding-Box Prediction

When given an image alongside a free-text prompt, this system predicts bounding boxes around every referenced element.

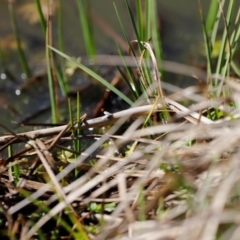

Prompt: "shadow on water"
[0,0,224,133]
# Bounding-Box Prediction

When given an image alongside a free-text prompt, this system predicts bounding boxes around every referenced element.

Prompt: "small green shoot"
[68,98,79,177]
[88,202,116,213]
[8,145,19,184]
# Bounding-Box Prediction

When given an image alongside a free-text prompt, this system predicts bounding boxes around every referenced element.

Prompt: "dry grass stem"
[2,65,240,239]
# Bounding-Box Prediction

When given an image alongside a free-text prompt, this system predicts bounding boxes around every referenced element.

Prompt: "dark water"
[0,0,232,132]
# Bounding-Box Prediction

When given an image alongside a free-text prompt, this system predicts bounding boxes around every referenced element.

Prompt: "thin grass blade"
[49,46,133,105]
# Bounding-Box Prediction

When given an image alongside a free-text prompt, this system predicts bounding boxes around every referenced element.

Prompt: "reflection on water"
[0,0,210,72]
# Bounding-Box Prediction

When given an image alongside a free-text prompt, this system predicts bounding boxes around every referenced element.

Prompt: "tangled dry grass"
[1,73,240,240]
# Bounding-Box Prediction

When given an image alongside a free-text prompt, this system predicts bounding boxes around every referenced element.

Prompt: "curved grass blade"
[49,46,133,106]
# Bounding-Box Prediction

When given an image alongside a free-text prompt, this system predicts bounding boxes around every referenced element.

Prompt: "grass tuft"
[1,1,240,239]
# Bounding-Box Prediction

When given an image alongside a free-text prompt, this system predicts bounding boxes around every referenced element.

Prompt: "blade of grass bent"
[49,46,133,105]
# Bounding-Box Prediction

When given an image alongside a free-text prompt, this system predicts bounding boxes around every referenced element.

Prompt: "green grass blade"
[215,0,236,96]
[231,61,240,77]
[116,46,141,99]
[46,34,58,124]
[8,145,19,184]
[8,2,31,78]
[76,92,81,153]
[125,0,141,44]
[145,0,150,42]
[68,99,76,154]
[68,98,74,128]
[115,65,139,100]
[35,0,69,96]
[34,0,47,34]
[229,8,240,61]
[76,0,95,56]
[147,0,163,66]
[56,0,69,95]
[136,0,144,40]
[49,46,133,105]
[114,2,139,58]
[198,0,213,77]
[206,0,219,34]
[68,97,80,177]
[23,195,86,239]
[55,65,69,96]
[115,2,148,97]
[210,0,225,49]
